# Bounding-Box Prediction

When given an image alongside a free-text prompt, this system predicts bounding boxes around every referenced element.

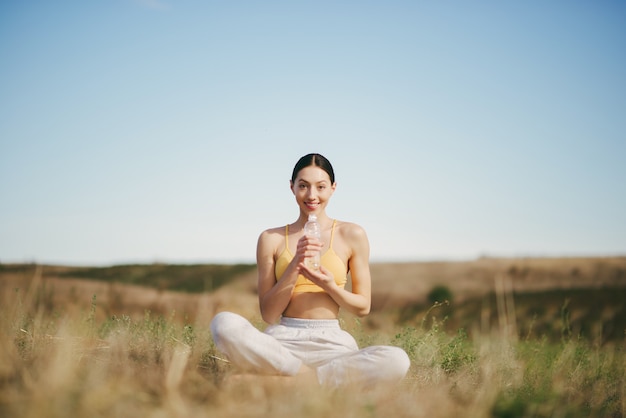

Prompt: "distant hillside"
[369,256,626,309]
[2,256,625,343]
[365,256,626,344]
[2,256,625,299]
[0,263,256,293]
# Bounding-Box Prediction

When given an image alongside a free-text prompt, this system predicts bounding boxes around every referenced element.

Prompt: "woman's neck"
[295,212,331,229]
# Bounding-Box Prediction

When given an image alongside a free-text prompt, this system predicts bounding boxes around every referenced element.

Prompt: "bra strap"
[285,224,289,248]
[329,219,337,248]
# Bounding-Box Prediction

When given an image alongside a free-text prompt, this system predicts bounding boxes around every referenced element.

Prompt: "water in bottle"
[304,214,321,270]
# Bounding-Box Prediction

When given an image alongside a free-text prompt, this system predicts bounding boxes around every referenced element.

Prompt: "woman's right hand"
[294,234,324,265]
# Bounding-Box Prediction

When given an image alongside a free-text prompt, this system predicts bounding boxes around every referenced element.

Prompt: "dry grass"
[1,257,625,417]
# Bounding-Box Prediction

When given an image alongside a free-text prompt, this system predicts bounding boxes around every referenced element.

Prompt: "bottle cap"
[308,214,317,221]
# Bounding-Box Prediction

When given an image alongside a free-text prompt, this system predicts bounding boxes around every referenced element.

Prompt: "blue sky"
[1,1,625,265]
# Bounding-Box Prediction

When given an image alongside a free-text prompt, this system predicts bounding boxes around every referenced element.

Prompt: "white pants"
[210,311,410,388]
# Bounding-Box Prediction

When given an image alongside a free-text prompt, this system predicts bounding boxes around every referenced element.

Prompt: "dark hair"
[291,153,335,184]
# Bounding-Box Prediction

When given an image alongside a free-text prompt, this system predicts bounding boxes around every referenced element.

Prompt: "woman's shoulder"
[335,220,368,241]
[257,225,287,257]
[334,220,369,259]
[258,225,287,241]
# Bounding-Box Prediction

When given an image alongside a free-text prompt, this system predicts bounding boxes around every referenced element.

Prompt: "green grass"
[398,287,626,344]
[1,263,625,417]
[5,292,623,417]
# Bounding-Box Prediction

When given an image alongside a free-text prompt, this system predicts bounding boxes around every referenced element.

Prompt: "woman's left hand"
[297,263,336,290]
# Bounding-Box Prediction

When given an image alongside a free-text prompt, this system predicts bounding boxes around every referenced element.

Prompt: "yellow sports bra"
[275,219,348,293]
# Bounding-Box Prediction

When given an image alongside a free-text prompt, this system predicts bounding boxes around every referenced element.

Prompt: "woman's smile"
[305,202,319,210]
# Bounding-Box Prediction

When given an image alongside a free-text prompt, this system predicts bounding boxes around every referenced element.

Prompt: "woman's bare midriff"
[282,292,340,319]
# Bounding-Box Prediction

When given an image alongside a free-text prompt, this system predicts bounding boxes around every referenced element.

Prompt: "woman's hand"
[298,263,336,290]
[294,234,335,289]
[293,234,324,265]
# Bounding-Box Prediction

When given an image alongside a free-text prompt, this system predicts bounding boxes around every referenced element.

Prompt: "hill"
[1,256,625,342]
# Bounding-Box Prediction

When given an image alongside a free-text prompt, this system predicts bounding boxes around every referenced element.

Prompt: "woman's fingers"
[296,236,324,255]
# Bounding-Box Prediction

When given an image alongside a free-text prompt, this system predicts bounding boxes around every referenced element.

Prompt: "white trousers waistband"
[279,316,340,329]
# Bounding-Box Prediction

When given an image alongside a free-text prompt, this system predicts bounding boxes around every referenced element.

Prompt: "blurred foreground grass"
[1,267,624,418]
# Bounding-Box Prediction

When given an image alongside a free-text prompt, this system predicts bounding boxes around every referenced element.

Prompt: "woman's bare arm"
[257,229,324,323]
[257,230,294,323]
[298,223,371,317]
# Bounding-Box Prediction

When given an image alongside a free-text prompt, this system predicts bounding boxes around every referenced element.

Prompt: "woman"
[210,153,410,388]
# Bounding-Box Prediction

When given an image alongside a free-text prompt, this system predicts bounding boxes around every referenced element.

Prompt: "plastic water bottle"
[304,214,321,270]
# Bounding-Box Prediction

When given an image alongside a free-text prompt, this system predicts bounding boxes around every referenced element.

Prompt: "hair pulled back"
[291,153,335,184]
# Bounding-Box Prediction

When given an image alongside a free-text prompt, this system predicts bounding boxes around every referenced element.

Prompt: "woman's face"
[291,165,336,216]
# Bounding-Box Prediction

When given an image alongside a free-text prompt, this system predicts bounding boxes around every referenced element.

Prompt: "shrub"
[428,285,453,305]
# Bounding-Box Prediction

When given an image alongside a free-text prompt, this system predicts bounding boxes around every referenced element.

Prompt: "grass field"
[1,257,625,417]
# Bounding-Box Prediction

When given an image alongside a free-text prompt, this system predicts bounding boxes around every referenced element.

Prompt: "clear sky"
[1,1,625,266]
